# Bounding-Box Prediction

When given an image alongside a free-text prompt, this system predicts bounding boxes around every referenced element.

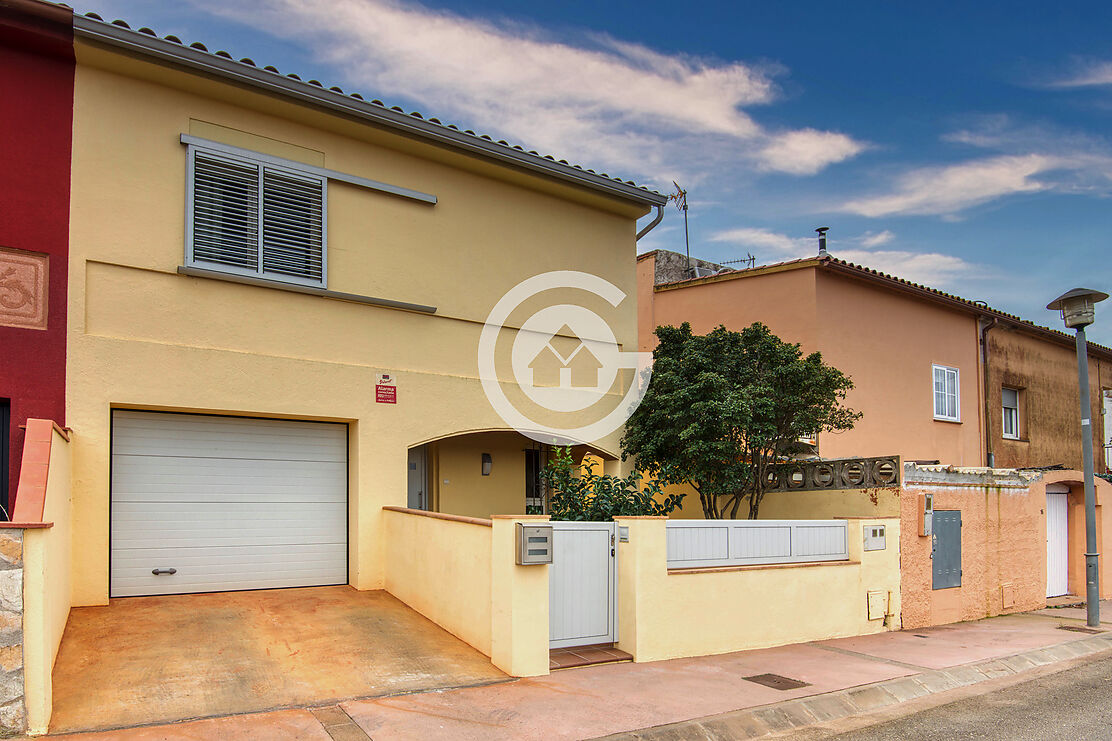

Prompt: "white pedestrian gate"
[548,521,618,649]
[1046,487,1070,598]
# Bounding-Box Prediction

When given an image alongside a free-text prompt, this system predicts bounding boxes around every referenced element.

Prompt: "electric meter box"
[919,493,933,537]
[516,523,553,565]
[863,524,887,551]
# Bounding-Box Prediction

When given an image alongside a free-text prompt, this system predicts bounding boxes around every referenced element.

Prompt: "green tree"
[542,447,684,521]
[622,322,861,520]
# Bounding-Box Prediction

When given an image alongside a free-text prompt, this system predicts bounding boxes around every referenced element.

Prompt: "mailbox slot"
[516,523,553,565]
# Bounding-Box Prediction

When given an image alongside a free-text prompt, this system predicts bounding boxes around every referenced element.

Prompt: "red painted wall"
[0,1,74,514]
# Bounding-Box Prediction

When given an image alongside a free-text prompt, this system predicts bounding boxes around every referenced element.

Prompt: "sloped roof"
[69,8,667,207]
[652,252,1112,358]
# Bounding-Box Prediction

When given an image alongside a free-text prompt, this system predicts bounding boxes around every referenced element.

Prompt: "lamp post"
[1047,287,1109,628]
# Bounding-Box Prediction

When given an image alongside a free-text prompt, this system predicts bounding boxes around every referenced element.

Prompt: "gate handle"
[151,568,177,575]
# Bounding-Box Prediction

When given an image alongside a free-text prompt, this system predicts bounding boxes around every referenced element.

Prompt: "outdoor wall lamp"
[481,453,492,476]
[1047,287,1108,627]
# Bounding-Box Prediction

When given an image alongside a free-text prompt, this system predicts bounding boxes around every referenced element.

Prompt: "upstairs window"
[933,364,960,422]
[1002,387,1020,439]
[187,147,326,287]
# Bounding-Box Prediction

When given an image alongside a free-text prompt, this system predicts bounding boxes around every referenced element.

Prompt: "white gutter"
[73,16,667,209]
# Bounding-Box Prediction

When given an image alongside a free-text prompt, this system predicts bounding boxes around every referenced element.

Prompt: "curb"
[594,631,1112,740]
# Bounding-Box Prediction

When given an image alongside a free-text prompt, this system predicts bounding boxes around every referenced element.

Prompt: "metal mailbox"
[516,523,553,565]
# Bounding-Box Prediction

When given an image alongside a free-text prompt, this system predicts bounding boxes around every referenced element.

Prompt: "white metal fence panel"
[549,521,617,649]
[667,519,849,569]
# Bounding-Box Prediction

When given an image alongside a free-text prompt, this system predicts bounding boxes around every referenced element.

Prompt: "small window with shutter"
[187,147,326,287]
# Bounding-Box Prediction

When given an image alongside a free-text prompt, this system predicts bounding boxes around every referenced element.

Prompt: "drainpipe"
[636,204,664,241]
[980,315,999,468]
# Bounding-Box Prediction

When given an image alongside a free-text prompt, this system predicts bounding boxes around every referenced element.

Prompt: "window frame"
[1001,386,1021,440]
[932,364,961,423]
[185,144,328,289]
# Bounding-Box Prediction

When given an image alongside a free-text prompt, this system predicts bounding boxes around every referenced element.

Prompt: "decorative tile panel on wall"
[0,248,48,331]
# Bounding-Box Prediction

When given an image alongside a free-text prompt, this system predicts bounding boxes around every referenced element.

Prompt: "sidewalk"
[48,604,1112,740]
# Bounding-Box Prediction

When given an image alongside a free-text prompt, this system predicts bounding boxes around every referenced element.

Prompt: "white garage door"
[111,411,348,597]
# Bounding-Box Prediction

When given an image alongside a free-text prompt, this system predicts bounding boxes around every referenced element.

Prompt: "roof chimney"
[816,227,829,257]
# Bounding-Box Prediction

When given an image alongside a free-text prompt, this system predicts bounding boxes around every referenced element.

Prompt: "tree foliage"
[542,447,684,521]
[622,322,861,519]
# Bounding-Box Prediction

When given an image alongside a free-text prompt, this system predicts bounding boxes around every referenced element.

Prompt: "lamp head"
[1047,287,1109,329]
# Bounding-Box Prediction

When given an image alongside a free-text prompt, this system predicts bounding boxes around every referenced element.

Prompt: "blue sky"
[82,0,1112,343]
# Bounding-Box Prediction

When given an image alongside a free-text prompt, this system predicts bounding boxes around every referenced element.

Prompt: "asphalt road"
[827,655,1112,740]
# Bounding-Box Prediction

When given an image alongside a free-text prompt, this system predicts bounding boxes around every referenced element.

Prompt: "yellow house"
[65,12,665,608]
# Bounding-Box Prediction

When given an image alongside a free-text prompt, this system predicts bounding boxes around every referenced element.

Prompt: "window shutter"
[261,168,324,282]
[191,153,260,270]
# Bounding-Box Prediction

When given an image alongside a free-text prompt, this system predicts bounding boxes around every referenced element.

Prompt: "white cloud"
[709,227,812,254]
[859,230,894,247]
[190,0,865,182]
[1049,59,1112,88]
[832,249,976,287]
[757,128,866,175]
[840,154,1060,217]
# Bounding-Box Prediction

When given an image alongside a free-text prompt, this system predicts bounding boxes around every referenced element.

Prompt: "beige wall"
[433,432,528,519]
[615,517,900,663]
[382,508,493,655]
[67,44,647,605]
[22,426,72,735]
[642,263,983,466]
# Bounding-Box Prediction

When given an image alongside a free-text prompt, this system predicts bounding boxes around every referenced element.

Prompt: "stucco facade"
[639,250,1112,470]
[65,25,660,606]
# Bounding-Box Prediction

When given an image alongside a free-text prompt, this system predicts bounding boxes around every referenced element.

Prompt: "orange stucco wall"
[986,327,1112,472]
[642,264,983,466]
[900,469,1112,630]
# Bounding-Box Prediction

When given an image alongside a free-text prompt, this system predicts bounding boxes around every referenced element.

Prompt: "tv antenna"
[670,182,691,274]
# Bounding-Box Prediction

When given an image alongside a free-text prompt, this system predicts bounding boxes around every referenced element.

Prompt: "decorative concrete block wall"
[0,529,25,736]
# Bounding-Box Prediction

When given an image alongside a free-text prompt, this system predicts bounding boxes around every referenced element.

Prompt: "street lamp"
[1047,287,1109,628]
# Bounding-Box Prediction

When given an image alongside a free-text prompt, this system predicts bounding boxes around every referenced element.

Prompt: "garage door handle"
[151,568,177,575]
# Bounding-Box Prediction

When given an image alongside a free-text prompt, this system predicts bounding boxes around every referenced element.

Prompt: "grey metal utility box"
[863,524,887,552]
[516,523,553,565]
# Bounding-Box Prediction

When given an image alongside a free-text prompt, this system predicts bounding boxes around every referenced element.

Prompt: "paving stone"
[1002,654,1038,673]
[880,676,931,702]
[846,686,899,712]
[0,669,23,706]
[751,706,802,732]
[1078,636,1111,653]
[1056,641,1091,658]
[1043,644,1079,661]
[310,706,351,728]
[975,659,1015,679]
[800,693,857,722]
[697,713,771,740]
[0,572,20,615]
[0,699,24,737]
[0,534,21,568]
[0,647,22,674]
[1024,649,1057,666]
[940,665,987,686]
[915,671,960,693]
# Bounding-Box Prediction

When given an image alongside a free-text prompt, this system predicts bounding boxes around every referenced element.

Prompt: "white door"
[1104,390,1112,470]
[549,521,617,649]
[1046,488,1069,598]
[111,411,348,597]
[407,446,427,510]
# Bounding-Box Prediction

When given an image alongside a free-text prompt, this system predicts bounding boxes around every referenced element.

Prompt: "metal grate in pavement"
[743,673,811,690]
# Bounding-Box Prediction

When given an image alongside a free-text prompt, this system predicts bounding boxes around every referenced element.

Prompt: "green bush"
[541,446,684,521]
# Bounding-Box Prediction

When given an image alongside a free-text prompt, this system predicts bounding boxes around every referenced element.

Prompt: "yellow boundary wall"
[614,516,901,663]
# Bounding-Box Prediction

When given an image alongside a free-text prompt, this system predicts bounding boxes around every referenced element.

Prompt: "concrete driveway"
[49,586,506,734]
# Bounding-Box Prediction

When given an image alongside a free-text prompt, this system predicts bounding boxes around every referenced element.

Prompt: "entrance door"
[407,446,427,510]
[1104,390,1112,470]
[1046,487,1070,598]
[549,521,617,649]
[932,510,961,590]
